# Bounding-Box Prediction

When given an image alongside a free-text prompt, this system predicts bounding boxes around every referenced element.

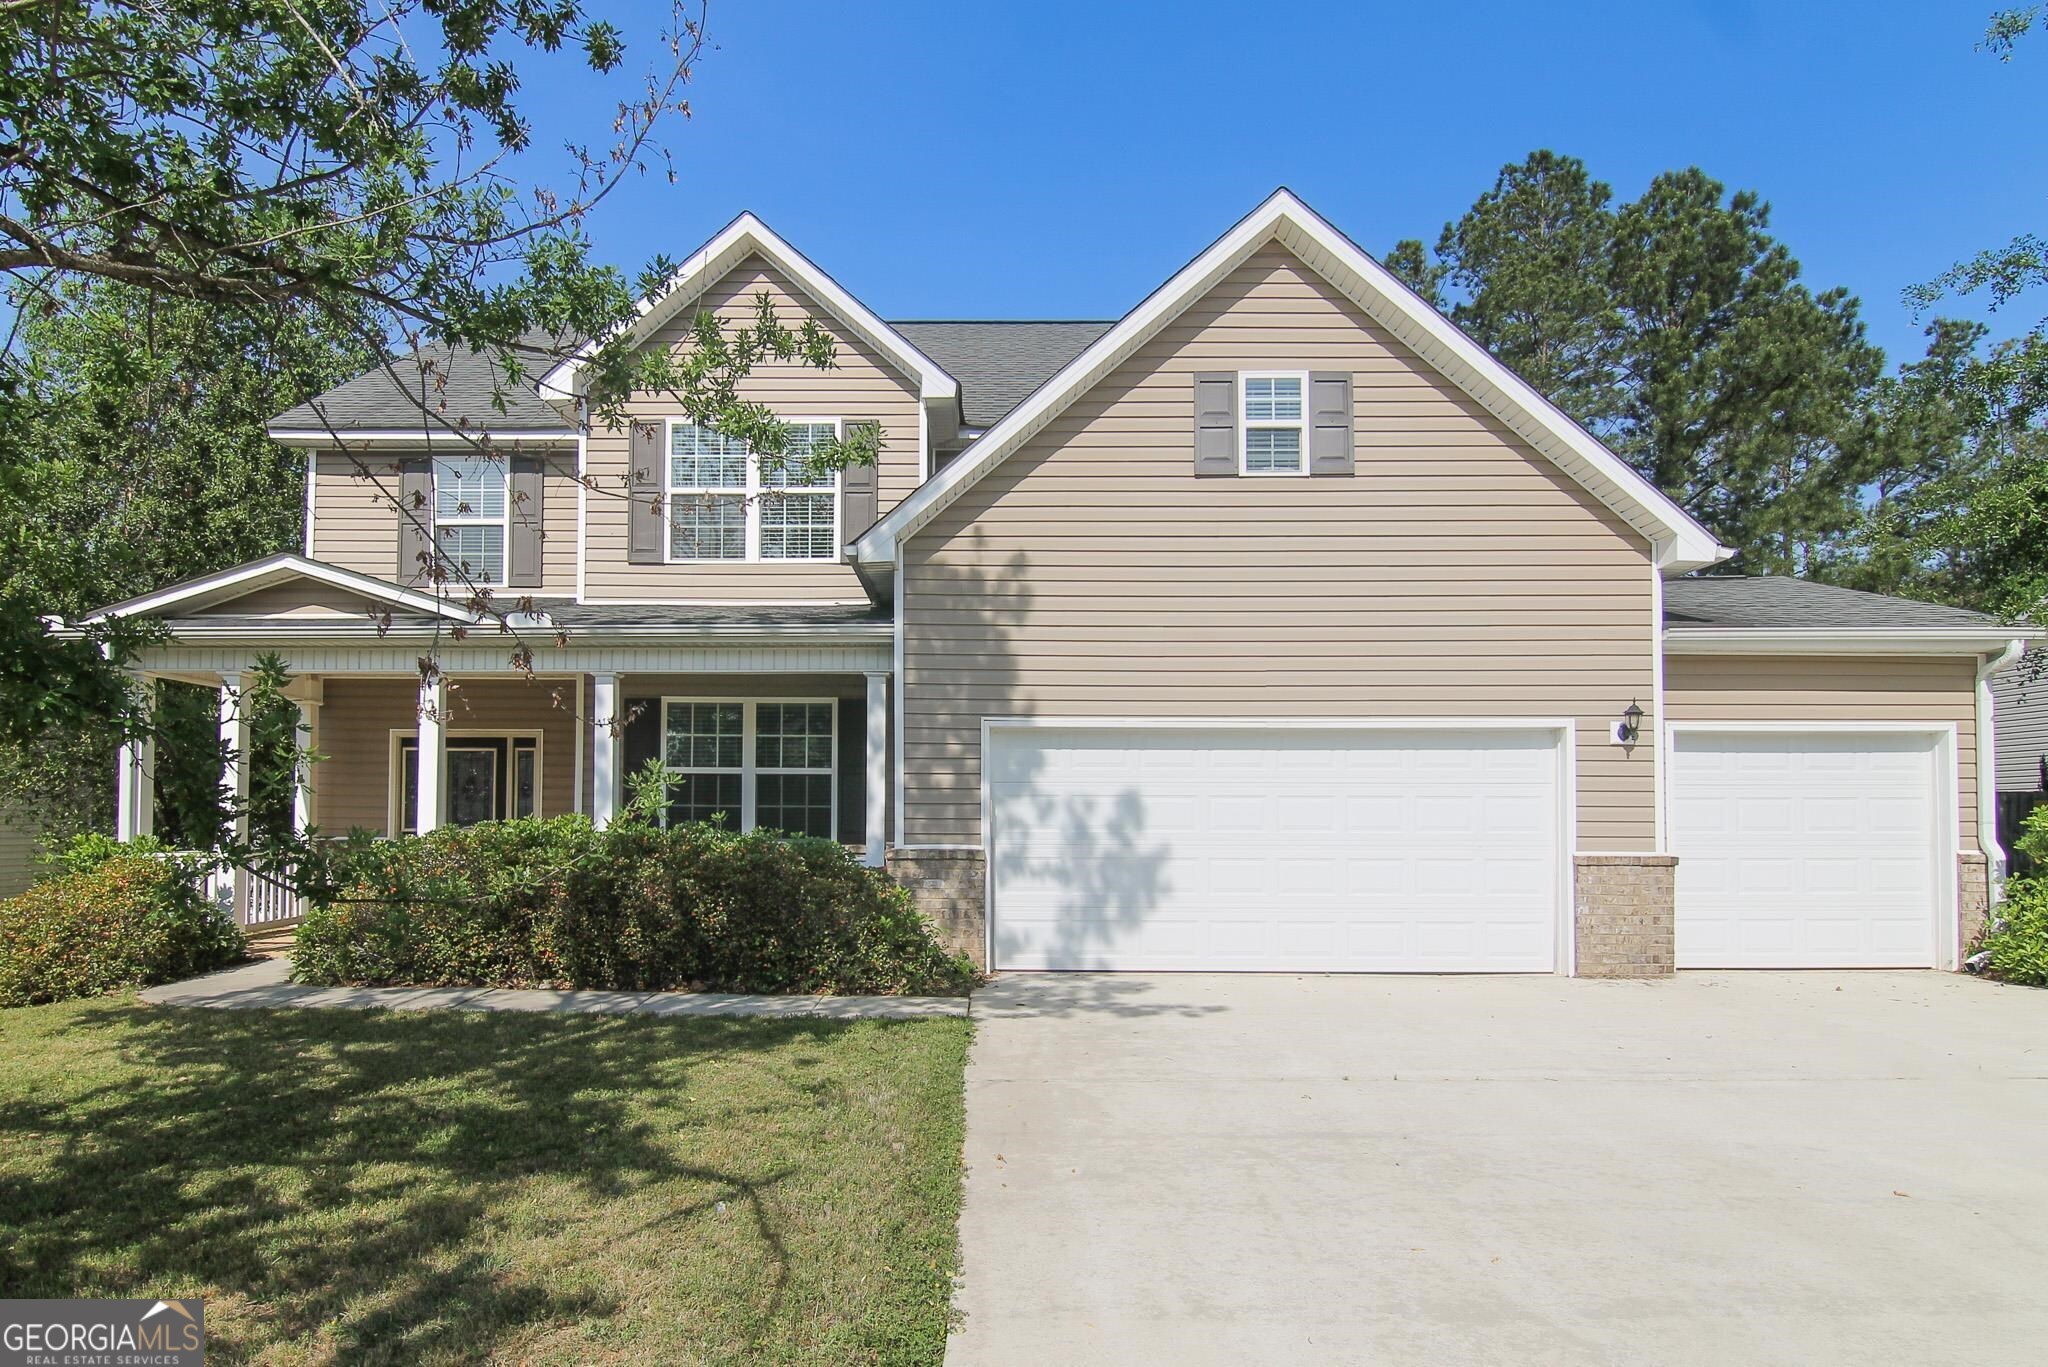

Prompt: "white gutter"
[264,429,578,446]
[1978,638,2029,891]
[1665,627,2043,655]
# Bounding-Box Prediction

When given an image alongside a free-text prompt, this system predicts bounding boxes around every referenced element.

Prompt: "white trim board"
[977,715,1579,976]
[855,188,1727,575]
[88,552,479,624]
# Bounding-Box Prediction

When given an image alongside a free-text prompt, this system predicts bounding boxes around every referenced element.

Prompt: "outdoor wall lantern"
[1613,700,1646,747]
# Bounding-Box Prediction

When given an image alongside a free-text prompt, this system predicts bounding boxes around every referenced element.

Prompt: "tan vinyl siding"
[1665,654,1981,846]
[307,450,579,594]
[198,581,385,618]
[314,676,580,835]
[901,243,1658,849]
[583,255,923,601]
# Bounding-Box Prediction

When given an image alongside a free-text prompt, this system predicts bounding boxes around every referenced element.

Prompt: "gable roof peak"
[536,210,958,410]
[856,187,1728,575]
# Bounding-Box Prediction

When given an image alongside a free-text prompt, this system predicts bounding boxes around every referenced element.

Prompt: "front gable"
[578,246,932,604]
[90,553,479,625]
[860,189,1725,575]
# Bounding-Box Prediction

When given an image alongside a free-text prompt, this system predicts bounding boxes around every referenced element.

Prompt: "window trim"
[1238,370,1310,478]
[430,455,512,586]
[657,696,837,836]
[662,417,842,564]
[387,728,544,834]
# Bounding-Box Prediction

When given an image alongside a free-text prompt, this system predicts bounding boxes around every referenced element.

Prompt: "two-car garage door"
[987,725,1565,972]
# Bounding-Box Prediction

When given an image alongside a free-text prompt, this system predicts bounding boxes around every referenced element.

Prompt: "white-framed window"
[665,419,840,563]
[1239,372,1308,476]
[659,698,836,839]
[432,454,509,584]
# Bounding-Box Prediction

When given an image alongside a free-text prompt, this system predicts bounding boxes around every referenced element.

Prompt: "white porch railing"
[175,855,305,927]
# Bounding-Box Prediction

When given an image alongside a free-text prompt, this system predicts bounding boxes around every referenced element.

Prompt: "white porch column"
[416,670,446,835]
[216,672,250,914]
[218,672,250,845]
[115,677,156,842]
[292,699,318,837]
[865,671,888,867]
[591,672,619,829]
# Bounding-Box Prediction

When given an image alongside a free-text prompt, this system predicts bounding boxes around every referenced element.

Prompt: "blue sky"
[544,1,2045,371]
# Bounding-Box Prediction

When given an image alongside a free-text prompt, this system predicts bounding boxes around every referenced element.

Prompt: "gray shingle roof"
[891,321,1114,428]
[269,330,577,434]
[1663,576,2008,631]
[270,320,1114,434]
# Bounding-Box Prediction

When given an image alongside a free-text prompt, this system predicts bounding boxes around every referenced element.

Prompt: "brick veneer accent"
[1573,854,1677,978]
[1958,850,1991,962]
[886,848,987,968]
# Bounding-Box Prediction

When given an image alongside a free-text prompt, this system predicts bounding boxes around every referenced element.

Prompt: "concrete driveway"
[948,972,2048,1366]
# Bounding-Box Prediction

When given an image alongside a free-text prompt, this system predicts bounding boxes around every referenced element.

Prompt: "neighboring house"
[84,190,2035,976]
[1994,661,2047,875]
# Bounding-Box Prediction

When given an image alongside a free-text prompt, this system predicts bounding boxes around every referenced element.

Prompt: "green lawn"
[0,996,971,1364]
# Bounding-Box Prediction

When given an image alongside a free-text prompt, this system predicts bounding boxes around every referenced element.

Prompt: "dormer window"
[1240,373,1307,476]
[432,455,508,585]
[666,419,841,562]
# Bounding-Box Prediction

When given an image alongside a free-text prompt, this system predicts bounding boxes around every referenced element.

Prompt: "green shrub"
[1975,876,2048,986]
[292,816,978,997]
[46,830,173,876]
[0,852,245,1007]
[2017,804,2048,870]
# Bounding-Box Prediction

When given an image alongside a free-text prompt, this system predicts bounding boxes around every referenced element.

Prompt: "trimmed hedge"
[292,817,978,996]
[0,851,245,1007]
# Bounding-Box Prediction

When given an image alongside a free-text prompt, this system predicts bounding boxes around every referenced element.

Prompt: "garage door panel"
[989,725,1562,973]
[1673,731,1943,969]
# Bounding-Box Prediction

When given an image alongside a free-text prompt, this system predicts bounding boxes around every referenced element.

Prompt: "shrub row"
[292,816,978,996]
[1974,804,2048,987]
[0,847,245,1007]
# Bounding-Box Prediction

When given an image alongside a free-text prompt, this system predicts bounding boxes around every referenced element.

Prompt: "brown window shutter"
[628,420,664,565]
[840,420,881,546]
[507,456,545,587]
[397,458,433,583]
[1309,372,1354,475]
[1193,373,1238,475]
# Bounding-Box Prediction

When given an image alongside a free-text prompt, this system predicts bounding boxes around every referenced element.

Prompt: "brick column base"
[1574,854,1677,978]
[886,848,987,968]
[1958,850,1991,963]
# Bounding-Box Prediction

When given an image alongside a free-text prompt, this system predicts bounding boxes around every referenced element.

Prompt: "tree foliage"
[1391,152,1889,576]
[0,0,880,851]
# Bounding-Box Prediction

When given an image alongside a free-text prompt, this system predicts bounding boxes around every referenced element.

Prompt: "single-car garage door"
[986,724,1565,972]
[1671,730,1949,968]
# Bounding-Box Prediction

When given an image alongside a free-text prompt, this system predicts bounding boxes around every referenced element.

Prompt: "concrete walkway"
[139,956,967,1020]
[948,971,2048,1366]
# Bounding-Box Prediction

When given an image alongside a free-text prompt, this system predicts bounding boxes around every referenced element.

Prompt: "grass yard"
[0,996,971,1364]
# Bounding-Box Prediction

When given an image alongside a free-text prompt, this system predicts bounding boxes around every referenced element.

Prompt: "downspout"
[1977,638,2027,899]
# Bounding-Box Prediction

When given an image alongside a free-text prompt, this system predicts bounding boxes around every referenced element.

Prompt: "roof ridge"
[888,318,1118,325]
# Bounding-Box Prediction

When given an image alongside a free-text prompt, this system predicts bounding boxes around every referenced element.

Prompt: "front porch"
[93,555,897,928]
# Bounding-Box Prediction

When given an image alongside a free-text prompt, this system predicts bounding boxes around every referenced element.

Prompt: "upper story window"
[432,455,508,585]
[666,420,840,563]
[1240,372,1307,476]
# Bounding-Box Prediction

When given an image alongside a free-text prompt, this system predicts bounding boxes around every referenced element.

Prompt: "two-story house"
[91,190,2033,976]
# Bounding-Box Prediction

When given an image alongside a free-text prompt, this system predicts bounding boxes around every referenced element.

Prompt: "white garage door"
[1671,731,1947,968]
[987,725,1564,972]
